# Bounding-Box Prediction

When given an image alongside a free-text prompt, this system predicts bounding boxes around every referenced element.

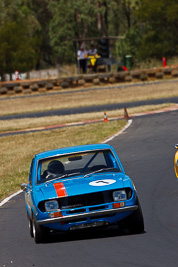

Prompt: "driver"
[43,160,65,180]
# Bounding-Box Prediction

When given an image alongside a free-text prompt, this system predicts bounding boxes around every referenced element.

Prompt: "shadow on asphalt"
[43,225,146,244]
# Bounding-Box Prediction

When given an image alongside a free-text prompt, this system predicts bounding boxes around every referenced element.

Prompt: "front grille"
[67,208,86,214]
[38,187,132,212]
[59,190,113,210]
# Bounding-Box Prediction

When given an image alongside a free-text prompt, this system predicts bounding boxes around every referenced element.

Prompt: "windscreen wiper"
[45,172,82,184]
[84,167,117,178]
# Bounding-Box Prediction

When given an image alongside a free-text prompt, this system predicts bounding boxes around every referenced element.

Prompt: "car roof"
[35,144,113,160]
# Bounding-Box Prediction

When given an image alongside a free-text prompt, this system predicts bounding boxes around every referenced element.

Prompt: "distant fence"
[2,65,72,81]
[3,68,61,81]
[0,67,178,96]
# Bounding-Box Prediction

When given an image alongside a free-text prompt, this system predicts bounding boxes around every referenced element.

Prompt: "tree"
[0,0,42,79]
[135,0,178,59]
[48,0,99,63]
[25,0,54,68]
[0,21,38,80]
[1,0,177,72]
[48,0,139,64]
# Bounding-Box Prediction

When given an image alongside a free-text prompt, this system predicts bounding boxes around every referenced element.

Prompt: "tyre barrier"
[0,67,178,96]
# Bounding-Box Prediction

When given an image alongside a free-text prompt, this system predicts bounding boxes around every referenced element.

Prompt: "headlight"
[45,200,59,211]
[113,190,127,201]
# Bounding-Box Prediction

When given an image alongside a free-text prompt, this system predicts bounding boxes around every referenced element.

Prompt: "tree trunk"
[96,0,109,37]
[122,0,131,29]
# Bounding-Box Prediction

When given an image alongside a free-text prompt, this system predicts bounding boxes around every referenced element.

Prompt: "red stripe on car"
[54,182,67,198]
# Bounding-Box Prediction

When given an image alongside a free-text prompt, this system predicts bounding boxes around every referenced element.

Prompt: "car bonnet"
[38,172,126,200]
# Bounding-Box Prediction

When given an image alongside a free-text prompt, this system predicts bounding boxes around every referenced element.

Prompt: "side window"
[29,158,34,186]
[105,151,120,170]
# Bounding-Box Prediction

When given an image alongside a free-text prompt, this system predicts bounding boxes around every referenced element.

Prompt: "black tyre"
[27,212,33,238]
[124,197,144,234]
[32,215,49,243]
[29,219,34,238]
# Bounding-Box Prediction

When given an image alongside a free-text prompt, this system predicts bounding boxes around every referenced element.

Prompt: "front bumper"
[37,205,138,225]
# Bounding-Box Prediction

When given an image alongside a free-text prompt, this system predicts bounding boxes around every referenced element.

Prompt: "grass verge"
[1,78,178,202]
[0,79,178,116]
[0,120,126,201]
[0,103,175,133]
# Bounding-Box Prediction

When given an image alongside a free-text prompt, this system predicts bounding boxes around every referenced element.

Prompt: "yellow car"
[174,144,178,178]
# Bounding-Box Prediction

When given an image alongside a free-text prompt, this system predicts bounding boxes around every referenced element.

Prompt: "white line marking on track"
[0,119,132,207]
[1,104,176,207]
[0,190,22,207]
[1,104,178,207]
[0,120,132,207]
[103,119,132,143]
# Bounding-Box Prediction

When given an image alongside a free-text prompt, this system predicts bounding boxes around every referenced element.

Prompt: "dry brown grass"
[0,103,174,133]
[0,120,126,201]
[0,80,178,116]
[0,79,178,201]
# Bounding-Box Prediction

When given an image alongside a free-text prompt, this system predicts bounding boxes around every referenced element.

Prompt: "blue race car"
[21,144,144,243]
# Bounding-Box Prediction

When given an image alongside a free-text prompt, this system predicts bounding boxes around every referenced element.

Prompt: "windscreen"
[37,149,120,184]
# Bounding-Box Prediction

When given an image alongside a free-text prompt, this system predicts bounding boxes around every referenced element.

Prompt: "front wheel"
[32,215,49,243]
[124,198,144,234]
[27,212,33,238]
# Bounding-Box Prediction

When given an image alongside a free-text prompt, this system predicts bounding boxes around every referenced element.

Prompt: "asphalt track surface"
[1,110,178,267]
[1,96,178,121]
[0,78,178,121]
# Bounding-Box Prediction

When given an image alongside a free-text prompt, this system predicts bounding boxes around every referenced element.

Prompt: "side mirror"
[175,144,178,149]
[21,183,28,191]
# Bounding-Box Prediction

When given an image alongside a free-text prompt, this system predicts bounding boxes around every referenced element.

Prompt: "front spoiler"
[37,205,138,225]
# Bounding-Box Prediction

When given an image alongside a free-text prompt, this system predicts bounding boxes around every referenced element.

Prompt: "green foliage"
[0,21,38,78]
[123,26,142,57]
[0,0,178,73]
[135,0,178,59]
[25,0,54,68]
[48,0,98,63]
